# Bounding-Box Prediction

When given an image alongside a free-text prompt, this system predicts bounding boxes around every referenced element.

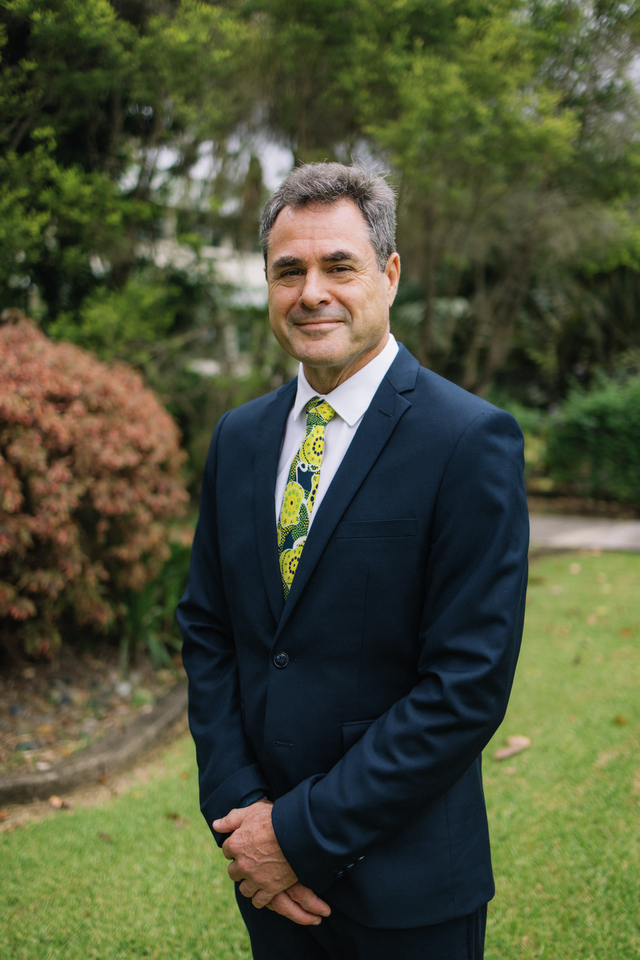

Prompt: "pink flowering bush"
[0,311,189,658]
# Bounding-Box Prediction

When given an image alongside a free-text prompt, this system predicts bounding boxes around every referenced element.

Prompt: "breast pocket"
[334,518,418,540]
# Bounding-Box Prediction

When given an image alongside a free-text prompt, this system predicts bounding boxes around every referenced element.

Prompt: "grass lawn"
[1,550,639,959]
[0,735,250,959]
[485,550,640,959]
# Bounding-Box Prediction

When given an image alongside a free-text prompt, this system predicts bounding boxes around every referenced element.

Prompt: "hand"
[213,801,331,925]
[266,883,332,926]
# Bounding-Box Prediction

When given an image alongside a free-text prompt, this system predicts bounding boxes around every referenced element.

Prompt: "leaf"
[613,715,628,726]
[493,735,531,761]
[98,831,114,843]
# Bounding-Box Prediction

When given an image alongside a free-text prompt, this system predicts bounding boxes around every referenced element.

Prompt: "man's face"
[266,199,400,393]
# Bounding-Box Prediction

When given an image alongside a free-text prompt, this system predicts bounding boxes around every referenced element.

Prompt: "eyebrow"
[321,250,359,263]
[270,250,360,274]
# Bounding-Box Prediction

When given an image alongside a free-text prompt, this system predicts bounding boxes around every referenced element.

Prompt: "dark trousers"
[236,887,486,960]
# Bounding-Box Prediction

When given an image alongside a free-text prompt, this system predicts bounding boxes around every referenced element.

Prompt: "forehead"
[268,199,375,262]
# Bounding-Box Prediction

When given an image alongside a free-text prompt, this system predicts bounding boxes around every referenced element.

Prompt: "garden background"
[1,1,640,956]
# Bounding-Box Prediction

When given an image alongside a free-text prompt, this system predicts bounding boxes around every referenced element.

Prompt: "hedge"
[546,374,640,509]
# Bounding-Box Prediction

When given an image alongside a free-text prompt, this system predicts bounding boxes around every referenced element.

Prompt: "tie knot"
[305,396,336,426]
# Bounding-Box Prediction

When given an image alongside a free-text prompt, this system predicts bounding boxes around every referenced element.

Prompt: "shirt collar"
[292,334,399,427]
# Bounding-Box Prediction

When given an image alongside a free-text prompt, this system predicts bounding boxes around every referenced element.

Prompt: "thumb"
[212,807,245,833]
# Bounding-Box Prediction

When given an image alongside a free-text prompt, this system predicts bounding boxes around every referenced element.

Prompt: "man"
[177,162,529,959]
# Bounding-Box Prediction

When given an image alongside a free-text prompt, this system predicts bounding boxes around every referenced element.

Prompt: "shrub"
[546,374,640,508]
[0,311,189,659]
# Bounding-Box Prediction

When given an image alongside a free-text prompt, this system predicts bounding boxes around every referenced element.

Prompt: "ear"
[384,253,401,307]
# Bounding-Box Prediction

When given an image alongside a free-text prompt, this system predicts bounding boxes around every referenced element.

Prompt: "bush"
[0,312,189,658]
[546,374,640,508]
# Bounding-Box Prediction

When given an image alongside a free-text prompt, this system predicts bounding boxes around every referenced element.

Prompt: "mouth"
[293,319,344,329]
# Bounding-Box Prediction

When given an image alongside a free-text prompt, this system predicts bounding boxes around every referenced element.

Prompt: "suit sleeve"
[177,413,270,840]
[271,408,529,892]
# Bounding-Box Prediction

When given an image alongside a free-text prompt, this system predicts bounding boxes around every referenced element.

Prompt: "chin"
[296,346,346,368]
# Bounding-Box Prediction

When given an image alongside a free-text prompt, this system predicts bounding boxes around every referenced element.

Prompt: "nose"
[299,268,331,309]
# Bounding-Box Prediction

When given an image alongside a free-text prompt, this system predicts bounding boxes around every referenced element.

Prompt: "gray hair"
[260,162,397,271]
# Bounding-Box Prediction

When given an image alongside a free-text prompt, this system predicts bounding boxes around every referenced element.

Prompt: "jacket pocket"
[334,518,417,540]
[342,719,375,752]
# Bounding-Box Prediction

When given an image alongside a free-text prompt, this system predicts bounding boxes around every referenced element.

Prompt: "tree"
[0,0,251,321]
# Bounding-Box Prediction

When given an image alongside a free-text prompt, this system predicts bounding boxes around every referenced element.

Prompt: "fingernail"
[312,919,321,925]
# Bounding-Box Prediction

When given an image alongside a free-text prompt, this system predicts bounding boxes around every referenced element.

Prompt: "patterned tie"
[277,396,336,598]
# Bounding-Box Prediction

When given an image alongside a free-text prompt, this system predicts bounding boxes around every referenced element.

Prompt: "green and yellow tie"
[277,397,336,598]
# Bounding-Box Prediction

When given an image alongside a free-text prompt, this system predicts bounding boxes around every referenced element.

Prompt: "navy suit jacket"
[177,344,529,929]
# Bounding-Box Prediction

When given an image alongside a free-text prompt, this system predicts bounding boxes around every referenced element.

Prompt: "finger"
[251,887,274,909]
[266,891,323,926]
[221,839,236,861]
[287,882,331,917]
[238,879,260,899]
[227,859,245,883]
[213,808,245,834]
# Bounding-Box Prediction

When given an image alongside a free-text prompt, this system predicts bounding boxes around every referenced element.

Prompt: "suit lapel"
[274,348,418,639]
[253,379,296,625]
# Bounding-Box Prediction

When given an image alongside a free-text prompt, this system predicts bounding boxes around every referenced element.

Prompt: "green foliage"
[2,0,640,450]
[547,373,640,507]
[49,277,180,365]
[119,537,192,671]
[0,0,250,323]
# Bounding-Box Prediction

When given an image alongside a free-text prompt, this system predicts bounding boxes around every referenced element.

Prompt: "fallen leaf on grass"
[493,735,531,760]
[613,715,628,726]
[165,811,190,828]
[0,809,8,821]
[97,774,109,784]
[48,795,72,810]
[179,771,189,780]
[619,628,633,639]
[98,831,114,844]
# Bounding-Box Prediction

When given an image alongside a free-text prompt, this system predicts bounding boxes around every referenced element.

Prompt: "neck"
[302,333,389,395]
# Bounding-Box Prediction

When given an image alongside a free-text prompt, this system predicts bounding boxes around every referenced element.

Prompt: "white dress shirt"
[275,334,399,527]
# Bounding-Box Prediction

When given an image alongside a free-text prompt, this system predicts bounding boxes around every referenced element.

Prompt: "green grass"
[485,551,640,959]
[0,739,251,959]
[1,551,639,959]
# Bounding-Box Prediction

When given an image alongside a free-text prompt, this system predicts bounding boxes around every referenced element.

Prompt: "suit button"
[273,652,289,668]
